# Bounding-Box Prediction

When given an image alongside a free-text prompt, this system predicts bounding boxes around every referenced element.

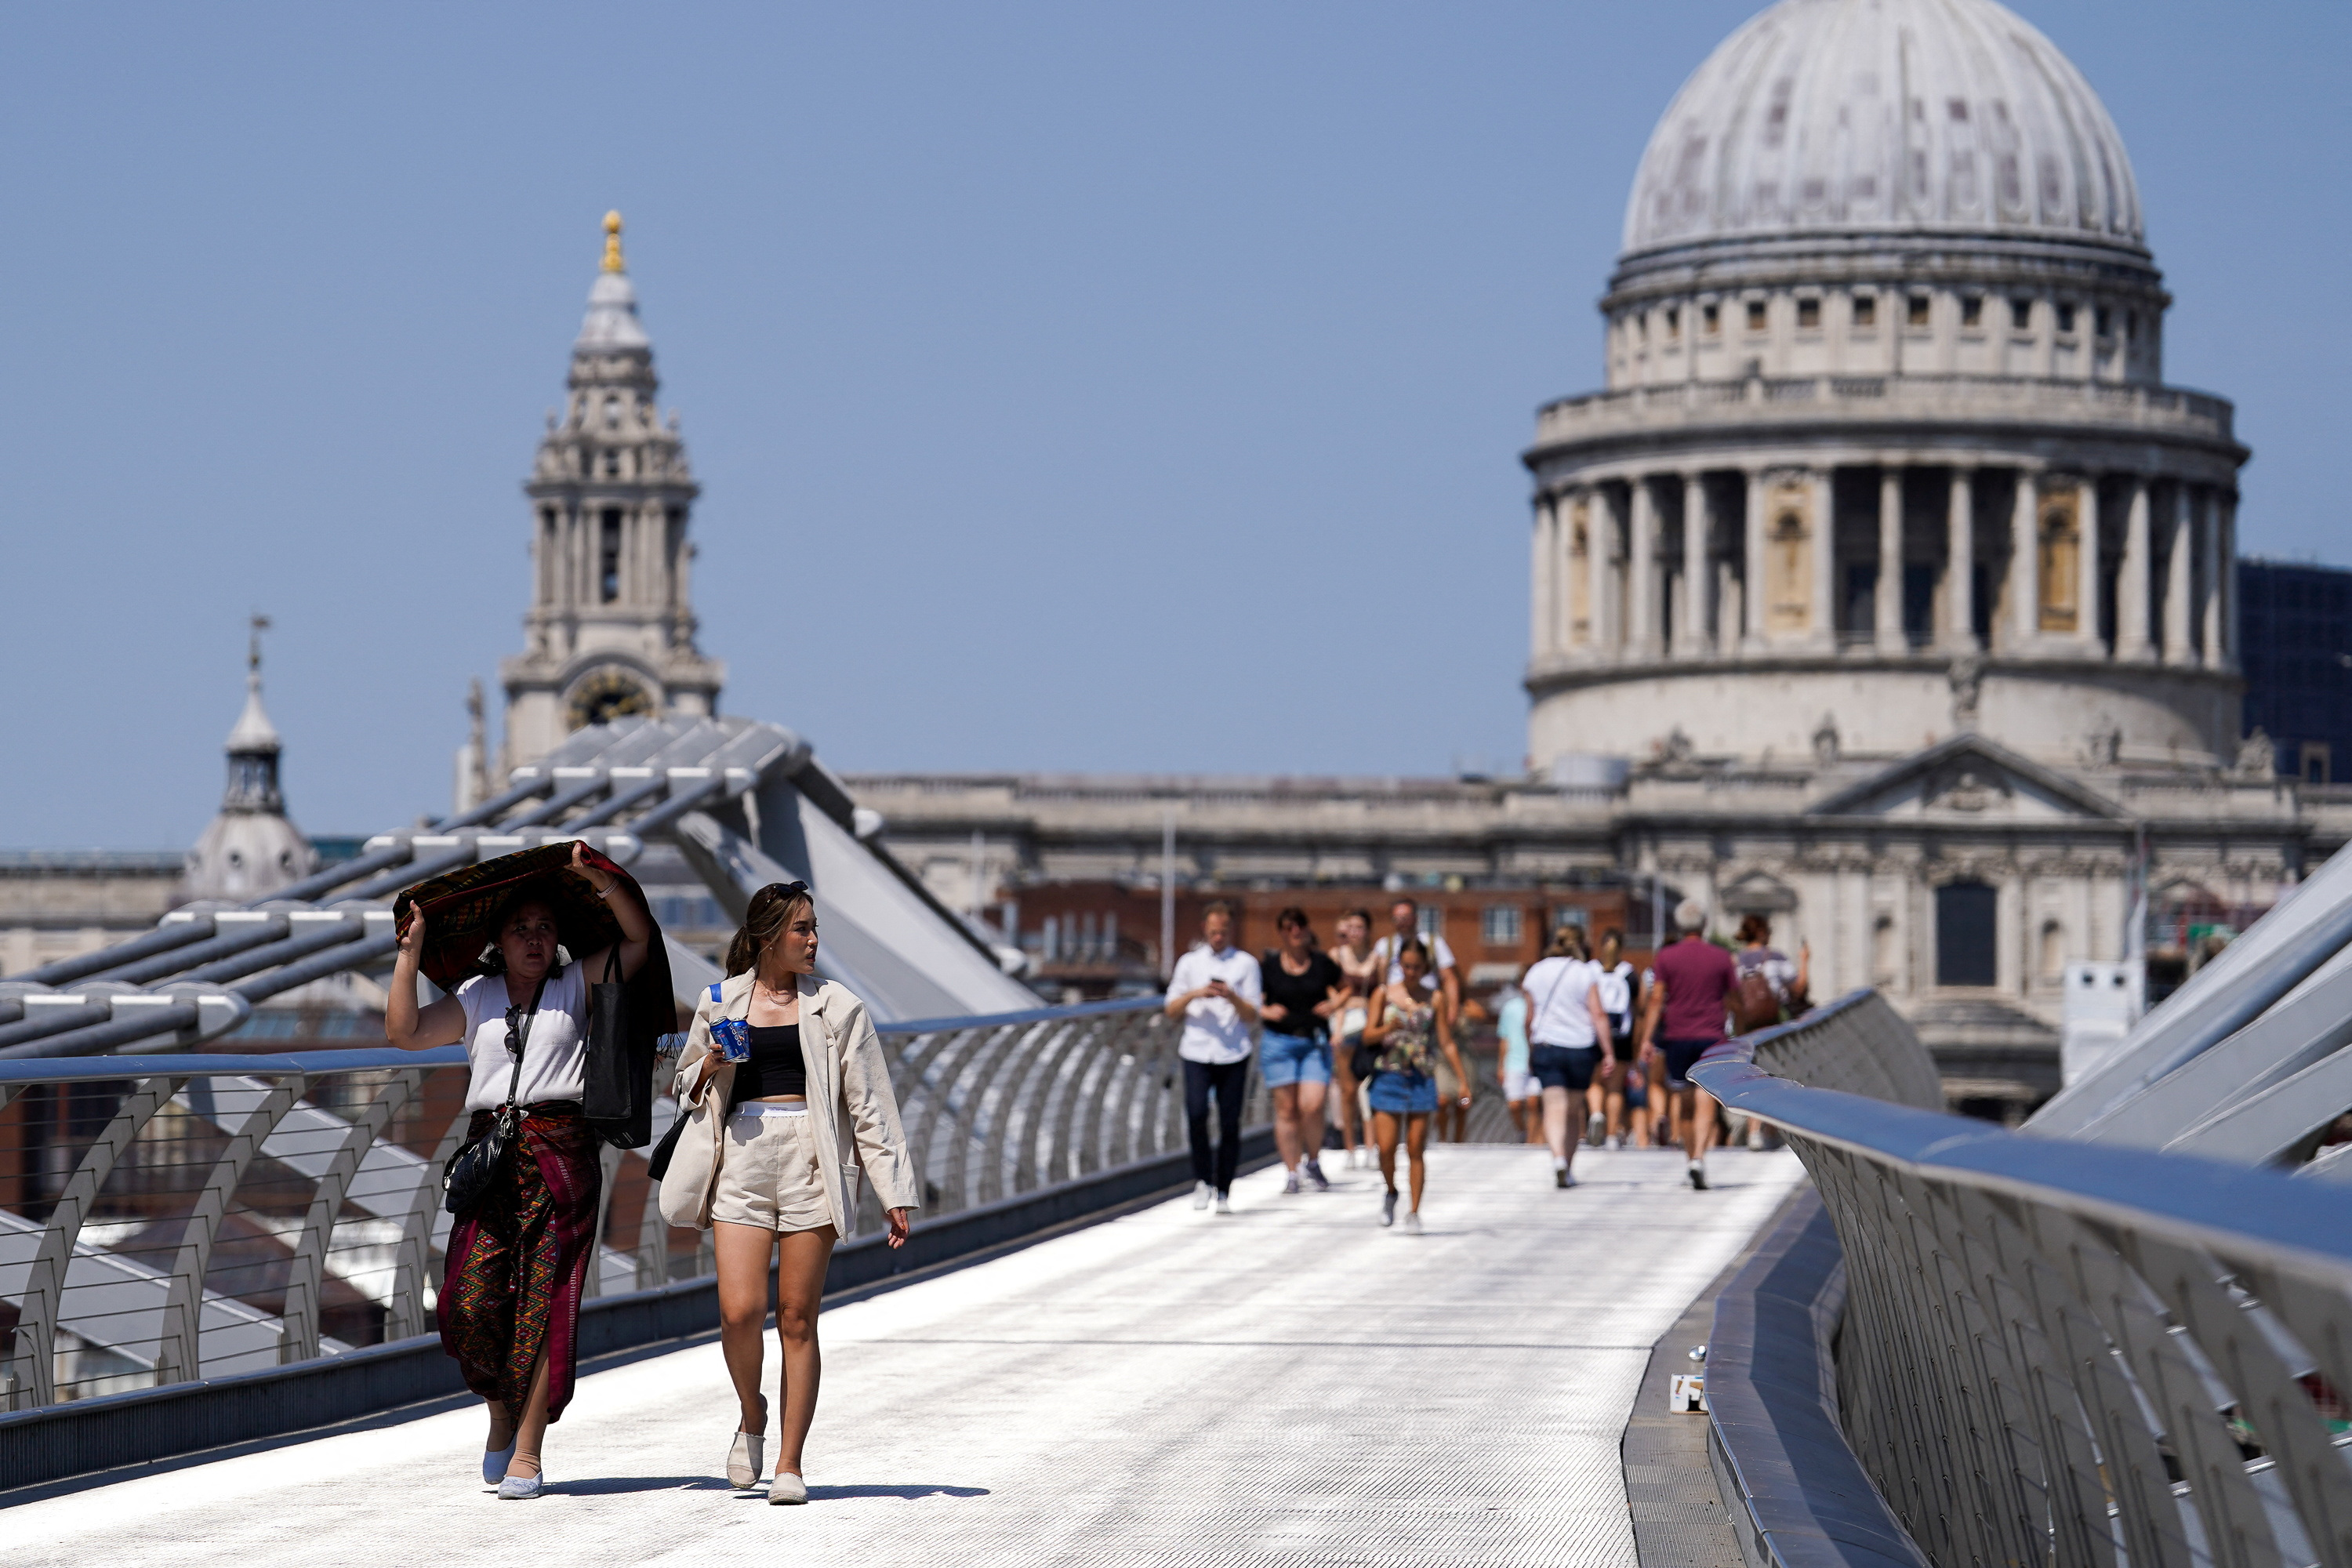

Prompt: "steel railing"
[0,995,1249,1414]
[1697,990,2352,1568]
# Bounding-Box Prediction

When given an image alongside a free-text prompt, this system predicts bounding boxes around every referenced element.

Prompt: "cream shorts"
[710,1104,833,1233]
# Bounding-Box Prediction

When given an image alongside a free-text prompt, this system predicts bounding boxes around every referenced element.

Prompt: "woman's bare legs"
[773,1226,837,1477]
[1541,1083,1581,1167]
[715,1221,778,1437]
[1333,1062,1363,1160]
[1373,1109,1401,1191]
[1271,1082,1304,1171]
[1404,1112,1429,1212]
[503,1346,554,1479]
[1296,1079,1327,1166]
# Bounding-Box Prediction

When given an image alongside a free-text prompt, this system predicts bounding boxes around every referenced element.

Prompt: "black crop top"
[730,1024,808,1105]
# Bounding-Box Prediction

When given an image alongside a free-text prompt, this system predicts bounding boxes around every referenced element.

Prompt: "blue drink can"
[710,1018,752,1063]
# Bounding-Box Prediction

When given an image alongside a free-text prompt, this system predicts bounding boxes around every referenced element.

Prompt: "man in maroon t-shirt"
[1637,899,1737,1189]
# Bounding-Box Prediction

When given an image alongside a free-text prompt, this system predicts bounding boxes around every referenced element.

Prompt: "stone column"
[2162,483,2194,665]
[1680,473,1711,658]
[2218,491,2240,670]
[2118,476,2153,660]
[1590,483,1621,657]
[2074,480,2103,652]
[1530,495,1557,661]
[1743,468,1767,652]
[2198,485,2222,668]
[1628,477,1660,655]
[1944,466,1976,652]
[2009,470,2039,651]
[1876,465,1906,652]
[1808,469,1835,649]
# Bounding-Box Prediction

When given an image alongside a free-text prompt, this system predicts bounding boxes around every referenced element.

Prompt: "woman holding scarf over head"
[387,842,655,1499]
[659,880,920,1504]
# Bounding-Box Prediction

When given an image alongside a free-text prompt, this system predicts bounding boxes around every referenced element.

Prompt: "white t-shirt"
[1167,945,1264,1065]
[1370,931,1457,991]
[456,966,590,1111]
[1522,956,1599,1049]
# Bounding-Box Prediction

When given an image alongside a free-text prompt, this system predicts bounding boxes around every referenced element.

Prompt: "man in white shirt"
[1368,898,1460,1013]
[1163,902,1262,1214]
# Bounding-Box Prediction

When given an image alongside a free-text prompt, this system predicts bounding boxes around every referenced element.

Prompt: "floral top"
[1370,989,1437,1076]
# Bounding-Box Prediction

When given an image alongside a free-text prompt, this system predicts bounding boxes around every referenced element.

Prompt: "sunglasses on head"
[763,881,810,899]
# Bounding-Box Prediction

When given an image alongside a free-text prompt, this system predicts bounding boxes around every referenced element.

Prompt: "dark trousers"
[1183,1057,1250,1194]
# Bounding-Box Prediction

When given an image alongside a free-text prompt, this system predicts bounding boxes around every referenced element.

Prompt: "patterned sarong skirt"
[437,1105,602,1423]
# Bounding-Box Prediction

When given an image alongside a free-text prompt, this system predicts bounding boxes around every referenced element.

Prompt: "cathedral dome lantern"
[500,212,725,771]
[183,617,318,904]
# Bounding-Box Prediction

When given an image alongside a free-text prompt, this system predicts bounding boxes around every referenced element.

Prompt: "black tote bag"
[583,946,655,1148]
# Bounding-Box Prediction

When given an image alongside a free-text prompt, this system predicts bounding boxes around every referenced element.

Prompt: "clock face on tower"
[565,666,657,731]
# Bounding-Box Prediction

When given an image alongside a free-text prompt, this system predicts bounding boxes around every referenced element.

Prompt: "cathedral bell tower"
[500,212,724,771]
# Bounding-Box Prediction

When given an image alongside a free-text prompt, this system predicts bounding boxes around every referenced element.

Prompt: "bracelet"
[595,881,615,900]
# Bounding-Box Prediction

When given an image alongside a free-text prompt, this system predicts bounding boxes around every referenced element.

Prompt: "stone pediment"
[1720,869,1798,913]
[1807,736,2126,824]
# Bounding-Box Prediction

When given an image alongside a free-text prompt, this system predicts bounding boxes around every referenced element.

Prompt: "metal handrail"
[1696,997,2352,1568]
[0,995,1248,1415]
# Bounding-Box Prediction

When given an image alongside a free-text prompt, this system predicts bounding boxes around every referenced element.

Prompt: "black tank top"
[730,1024,808,1105]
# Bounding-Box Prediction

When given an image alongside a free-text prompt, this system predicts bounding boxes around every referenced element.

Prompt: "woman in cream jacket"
[657,880,919,1504]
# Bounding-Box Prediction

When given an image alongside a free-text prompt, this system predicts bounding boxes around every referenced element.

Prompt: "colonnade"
[1530,461,2237,670]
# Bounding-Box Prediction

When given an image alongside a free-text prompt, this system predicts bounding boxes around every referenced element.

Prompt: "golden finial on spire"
[601,210,626,273]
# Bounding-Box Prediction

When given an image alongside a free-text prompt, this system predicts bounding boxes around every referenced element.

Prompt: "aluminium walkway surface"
[2,1144,1803,1567]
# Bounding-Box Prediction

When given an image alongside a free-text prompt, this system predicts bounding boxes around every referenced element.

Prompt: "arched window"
[1935,881,1998,987]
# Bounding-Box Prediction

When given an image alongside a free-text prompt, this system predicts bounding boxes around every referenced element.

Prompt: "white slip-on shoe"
[482,1439,516,1490]
[1191,1181,1213,1210]
[728,1429,764,1490]
[1380,1189,1398,1228]
[1403,1211,1423,1236]
[768,1470,808,1505]
[1282,1170,1301,1195]
[1214,1192,1233,1215]
[497,1465,546,1501]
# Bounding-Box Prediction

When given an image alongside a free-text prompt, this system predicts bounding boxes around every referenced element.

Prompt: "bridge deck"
[3,1145,1802,1566]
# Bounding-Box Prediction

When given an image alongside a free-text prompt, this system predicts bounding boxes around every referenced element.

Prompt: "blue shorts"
[1530,1044,1603,1093]
[1260,1030,1330,1088]
[1367,1069,1438,1116]
[1661,1039,1717,1091]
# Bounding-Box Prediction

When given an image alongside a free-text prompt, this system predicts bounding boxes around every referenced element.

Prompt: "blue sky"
[3,2,2344,847]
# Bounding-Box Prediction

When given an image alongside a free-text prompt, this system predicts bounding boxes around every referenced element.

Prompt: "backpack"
[1731,967,1782,1034]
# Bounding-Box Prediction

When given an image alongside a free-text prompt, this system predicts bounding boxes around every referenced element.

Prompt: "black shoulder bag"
[583,946,653,1149]
[443,972,551,1217]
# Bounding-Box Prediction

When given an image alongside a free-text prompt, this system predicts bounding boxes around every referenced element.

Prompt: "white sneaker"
[1282,1170,1301,1195]
[1587,1111,1606,1145]
[1688,1160,1708,1191]
[1191,1181,1212,1210]
[1403,1210,1423,1236]
[1214,1192,1233,1215]
[1380,1189,1398,1227]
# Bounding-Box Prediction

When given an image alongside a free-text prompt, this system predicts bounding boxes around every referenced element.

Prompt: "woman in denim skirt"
[1359,940,1470,1234]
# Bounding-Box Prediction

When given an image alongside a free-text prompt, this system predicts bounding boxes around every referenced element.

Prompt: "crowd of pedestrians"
[394,869,1804,1503]
[1157,897,1809,1221]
